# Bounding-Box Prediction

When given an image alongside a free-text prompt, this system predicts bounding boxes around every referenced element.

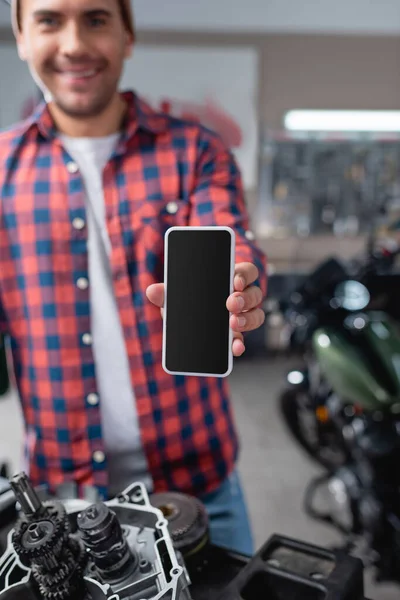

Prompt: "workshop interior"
[1,1,400,599]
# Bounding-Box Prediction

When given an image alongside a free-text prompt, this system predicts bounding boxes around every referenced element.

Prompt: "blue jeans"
[200,470,254,556]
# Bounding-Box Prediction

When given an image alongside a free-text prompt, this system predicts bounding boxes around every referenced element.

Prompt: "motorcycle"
[279,236,400,584]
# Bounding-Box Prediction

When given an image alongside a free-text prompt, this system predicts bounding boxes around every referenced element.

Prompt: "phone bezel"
[162,226,235,378]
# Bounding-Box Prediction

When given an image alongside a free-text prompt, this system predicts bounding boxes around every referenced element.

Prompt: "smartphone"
[163,226,235,378]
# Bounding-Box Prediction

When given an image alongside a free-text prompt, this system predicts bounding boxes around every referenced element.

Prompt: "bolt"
[139,558,151,573]
[86,506,99,520]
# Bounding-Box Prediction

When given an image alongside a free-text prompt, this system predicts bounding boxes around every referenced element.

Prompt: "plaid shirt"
[0,91,267,499]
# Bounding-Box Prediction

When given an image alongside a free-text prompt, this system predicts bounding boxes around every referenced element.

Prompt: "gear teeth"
[173,500,203,540]
[11,498,87,599]
[32,542,86,600]
[44,501,70,539]
[12,517,64,567]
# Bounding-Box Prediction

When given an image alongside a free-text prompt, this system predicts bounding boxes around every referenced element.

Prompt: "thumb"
[146,283,165,308]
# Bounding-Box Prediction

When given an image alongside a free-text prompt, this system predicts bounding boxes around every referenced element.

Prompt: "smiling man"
[0,0,267,555]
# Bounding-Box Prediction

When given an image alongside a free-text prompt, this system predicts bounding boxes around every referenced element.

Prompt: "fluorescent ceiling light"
[284,110,400,132]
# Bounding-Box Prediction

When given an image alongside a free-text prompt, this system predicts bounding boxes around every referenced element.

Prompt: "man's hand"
[226,262,266,356]
[146,262,265,358]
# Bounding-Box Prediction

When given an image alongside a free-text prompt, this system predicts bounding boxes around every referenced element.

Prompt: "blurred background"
[1,1,400,598]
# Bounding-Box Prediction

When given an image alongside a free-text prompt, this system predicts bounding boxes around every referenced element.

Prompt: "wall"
[132,0,400,35]
[134,31,400,130]
[2,0,399,34]
[0,45,37,128]
[261,34,400,128]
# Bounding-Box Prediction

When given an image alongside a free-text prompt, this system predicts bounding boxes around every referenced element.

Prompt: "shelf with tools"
[254,130,400,240]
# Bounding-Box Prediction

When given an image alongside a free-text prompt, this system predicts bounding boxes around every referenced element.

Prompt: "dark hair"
[117,0,135,38]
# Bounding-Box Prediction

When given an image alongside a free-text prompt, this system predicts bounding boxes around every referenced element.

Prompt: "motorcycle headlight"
[334,281,370,312]
[287,370,305,385]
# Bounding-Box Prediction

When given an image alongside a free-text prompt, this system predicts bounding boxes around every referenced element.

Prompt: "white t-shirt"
[60,133,153,497]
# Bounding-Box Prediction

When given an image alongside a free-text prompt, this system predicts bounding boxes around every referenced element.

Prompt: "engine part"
[0,473,191,600]
[9,473,87,600]
[77,502,137,583]
[149,492,209,563]
[217,534,366,600]
[0,476,15,550]
[9,473,46,520]
[0,473,373,600]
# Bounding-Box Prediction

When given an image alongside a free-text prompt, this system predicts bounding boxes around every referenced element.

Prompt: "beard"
[50,84,118,119]
[29,57,122,119]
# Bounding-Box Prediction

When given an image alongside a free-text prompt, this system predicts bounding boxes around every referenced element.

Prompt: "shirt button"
[66,161,79,174]
[87,393,99,407]
[166,201,179,215]
[93,450,105,464]
[76,277,89,290]
[82,333,92,346]
[72,217,85,230]
[245,230,256,241]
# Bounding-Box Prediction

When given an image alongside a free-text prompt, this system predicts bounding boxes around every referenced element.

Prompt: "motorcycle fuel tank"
[312,312,400,411]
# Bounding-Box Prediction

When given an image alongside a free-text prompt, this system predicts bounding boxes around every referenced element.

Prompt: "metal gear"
[32,537,87,600]
[11,494,88,600]
[12,518,64,568]
[43,501,70,537]
[37,576,86,600]
[33,562,69,586]
[12,500,69,563]
[149,492,209,557]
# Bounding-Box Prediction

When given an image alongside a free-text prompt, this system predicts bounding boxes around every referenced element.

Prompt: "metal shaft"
[9,472,45,518]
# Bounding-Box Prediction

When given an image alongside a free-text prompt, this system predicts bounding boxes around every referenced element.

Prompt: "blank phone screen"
[164,228,233,376]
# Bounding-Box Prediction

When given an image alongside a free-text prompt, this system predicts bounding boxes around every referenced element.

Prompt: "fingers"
[230,307,265,333]
[146,283,165,308]
[147,276,262,352]
[232,331,245,357]
[227,285,263,314]
[234,262,259,291]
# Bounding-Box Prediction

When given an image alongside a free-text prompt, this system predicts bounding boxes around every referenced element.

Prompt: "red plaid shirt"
[0,91,267,499]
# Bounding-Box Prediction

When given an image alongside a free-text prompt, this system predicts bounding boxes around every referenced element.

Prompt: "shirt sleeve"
[188,129,267,299]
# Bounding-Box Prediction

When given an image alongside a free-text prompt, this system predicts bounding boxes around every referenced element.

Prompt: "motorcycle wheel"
[280,388,347,471]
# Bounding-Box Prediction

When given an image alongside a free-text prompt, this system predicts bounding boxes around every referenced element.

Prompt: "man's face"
[16,0,133,118]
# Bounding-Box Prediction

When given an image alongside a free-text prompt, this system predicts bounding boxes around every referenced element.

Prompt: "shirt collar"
[27,90,169,141]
